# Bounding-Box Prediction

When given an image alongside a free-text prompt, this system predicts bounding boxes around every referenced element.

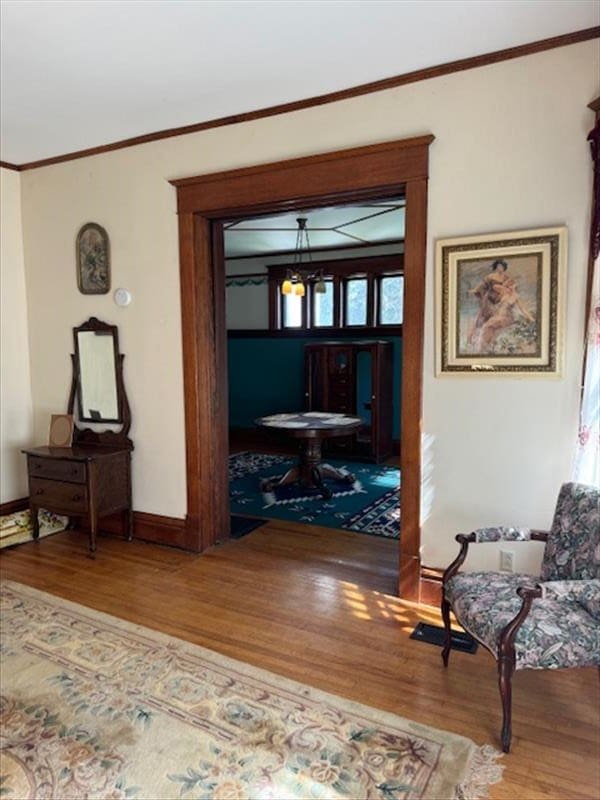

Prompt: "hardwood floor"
[1,523,598,799]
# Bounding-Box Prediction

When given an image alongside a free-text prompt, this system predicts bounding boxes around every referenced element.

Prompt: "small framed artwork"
[76,222,110,294]
[49,414,74,448]
[435,226,566,376]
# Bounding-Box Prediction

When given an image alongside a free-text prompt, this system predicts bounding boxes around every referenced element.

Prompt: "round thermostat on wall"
[114,288,132,307]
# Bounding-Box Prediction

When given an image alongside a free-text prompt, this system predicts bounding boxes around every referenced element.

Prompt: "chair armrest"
[498,584,543,661]
[472,526,548,543]
[442,528,549,586]
[442,533,476,585]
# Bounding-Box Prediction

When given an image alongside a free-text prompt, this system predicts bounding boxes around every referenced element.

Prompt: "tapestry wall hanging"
[76,222,110,294]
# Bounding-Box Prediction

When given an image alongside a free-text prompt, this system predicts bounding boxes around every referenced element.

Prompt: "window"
[345,278,368,326]
[313,280,334,327]
[269,254,403,332]
[379,275,404,325]
[283,291,303,328]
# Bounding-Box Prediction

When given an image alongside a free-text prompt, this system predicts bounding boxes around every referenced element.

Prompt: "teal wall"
[228,337,402,438]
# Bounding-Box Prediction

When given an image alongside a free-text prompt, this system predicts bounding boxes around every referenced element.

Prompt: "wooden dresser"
[23,445,132,555]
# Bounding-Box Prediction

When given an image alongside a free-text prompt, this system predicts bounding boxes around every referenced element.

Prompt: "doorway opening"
[170,135,432,600]
[224,199,404,548]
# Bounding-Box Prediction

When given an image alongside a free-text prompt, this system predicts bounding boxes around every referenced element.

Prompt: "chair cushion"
[446,571,600,670]
[541,482,600,581]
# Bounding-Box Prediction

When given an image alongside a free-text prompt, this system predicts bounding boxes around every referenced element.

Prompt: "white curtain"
[573,253,600,487]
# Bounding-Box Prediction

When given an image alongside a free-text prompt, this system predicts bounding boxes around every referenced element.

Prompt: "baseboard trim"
[419,565,444,608]
[0,497,29,515]
[101,511,187,549]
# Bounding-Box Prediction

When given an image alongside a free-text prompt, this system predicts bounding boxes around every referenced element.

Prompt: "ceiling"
[1,1,597,165]
[224,200,405,258]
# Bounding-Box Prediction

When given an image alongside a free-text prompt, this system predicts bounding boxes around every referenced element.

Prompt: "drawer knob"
[72,468,79,475]
[72,494,82,502]
[35,489,44,496]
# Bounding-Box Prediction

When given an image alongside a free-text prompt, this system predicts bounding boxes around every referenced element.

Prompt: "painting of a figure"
[77,223,110,294]
[435,227,566,376]
[457,254,540,357]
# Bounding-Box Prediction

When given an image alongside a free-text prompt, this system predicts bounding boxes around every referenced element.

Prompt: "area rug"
[0,509,67,550]
[229,452,401,538]
[0,581,503,799]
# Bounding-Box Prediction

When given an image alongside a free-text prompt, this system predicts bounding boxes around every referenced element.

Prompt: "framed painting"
[435,227,567,376]
[76,222,110,294]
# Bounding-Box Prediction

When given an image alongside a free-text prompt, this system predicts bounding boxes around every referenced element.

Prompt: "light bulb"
[281,279,293,295]
[315,280,326,294]
[295,282,305,297]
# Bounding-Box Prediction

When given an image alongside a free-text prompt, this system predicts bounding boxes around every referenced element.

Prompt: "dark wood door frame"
[170,135,433,600]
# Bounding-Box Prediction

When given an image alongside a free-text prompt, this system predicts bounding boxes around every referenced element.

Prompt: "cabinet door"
[371,343,394,462]
[326,347,355,415]
[304,347,325,410]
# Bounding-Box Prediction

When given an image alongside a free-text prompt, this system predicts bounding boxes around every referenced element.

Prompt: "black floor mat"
[409,622,478,654]
[230,515,267,539]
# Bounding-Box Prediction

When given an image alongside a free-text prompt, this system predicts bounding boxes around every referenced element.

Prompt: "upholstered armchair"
[441,482,599,753]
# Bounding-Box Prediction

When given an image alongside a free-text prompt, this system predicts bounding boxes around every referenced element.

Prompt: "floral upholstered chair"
[441,482,599,753]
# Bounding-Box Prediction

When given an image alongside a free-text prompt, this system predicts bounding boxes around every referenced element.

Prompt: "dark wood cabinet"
[304,340,394,462]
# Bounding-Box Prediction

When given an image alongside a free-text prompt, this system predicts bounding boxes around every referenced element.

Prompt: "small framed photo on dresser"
[48,414,74,448]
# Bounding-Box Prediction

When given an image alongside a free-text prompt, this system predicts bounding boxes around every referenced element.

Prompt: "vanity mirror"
[75,325,120,422]
[22,317,133,557]
[68,317,133,449]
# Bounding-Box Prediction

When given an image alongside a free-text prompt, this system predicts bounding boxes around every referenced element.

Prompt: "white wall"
[0,167,34,503]
[18,41,599,570]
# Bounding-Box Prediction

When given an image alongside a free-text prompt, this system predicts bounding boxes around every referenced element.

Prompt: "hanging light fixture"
[281,217,327,296]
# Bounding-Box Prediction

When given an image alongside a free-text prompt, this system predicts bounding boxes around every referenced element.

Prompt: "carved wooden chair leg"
[498,655,514,753]
[441,597,452,667]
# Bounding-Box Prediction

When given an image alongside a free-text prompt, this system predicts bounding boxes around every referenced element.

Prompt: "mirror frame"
[68,317,133,450]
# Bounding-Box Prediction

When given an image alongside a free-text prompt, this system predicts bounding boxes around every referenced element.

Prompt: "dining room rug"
[0,508,67,550]
[0,580,503,800]
[229,451,401,538]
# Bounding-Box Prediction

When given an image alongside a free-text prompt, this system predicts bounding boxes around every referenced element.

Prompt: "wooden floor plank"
[1,524,598,799]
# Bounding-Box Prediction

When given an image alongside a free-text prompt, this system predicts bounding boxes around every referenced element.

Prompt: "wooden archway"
[170,135,433,599]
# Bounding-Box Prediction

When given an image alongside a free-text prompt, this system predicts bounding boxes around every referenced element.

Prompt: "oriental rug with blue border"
[229,452,400,538]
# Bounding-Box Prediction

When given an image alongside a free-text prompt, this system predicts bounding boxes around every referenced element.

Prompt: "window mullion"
[367,274,375,327]
[333,276,341,327]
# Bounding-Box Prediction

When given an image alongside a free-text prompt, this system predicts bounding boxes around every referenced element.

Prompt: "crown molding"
[6,26,599,172]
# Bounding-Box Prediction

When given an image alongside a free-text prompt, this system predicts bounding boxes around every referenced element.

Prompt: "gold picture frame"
[435,226,567,376]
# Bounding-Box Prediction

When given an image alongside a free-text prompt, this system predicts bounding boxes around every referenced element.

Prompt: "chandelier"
[281,217,326,296]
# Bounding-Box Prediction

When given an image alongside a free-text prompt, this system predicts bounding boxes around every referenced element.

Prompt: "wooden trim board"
[100,511,188,549]
[0,497,29,516]
[420,565,445,608]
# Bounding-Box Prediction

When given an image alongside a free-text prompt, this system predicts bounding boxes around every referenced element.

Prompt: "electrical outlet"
[500,549,514,572]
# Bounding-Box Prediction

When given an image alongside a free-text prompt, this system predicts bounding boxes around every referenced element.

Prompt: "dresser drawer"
[28,457,86,484]
[29,478,88,513]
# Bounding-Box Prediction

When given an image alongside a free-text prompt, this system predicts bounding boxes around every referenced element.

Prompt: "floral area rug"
[0,509,67,550]
[0,581,503,799]
[229,452,401,538]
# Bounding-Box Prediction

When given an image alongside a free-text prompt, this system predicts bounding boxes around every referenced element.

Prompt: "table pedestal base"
[260,438,355,500]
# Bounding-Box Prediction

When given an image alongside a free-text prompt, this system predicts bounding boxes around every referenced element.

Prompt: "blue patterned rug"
[229,452,400,539]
